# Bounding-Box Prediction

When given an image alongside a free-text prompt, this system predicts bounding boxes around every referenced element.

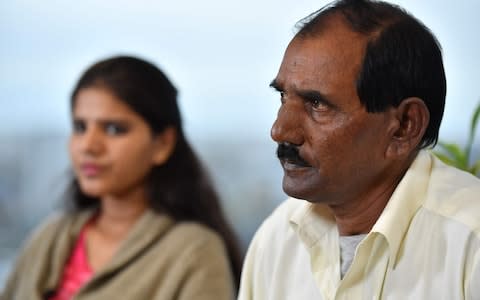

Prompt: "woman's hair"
[68,55,243,286]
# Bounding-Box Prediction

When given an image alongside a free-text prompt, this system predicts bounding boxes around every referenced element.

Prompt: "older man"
[238,0,480,299]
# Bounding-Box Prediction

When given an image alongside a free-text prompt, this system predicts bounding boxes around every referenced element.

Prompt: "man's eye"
[309,97,327,110]
[311,98,321,108]
[104,123,128,135]
[72,120,86,134]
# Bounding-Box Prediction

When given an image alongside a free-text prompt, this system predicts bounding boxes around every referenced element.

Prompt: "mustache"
[276,143,310,167]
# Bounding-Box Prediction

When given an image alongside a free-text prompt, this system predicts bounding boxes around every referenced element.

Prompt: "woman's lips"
[80,163,103,177]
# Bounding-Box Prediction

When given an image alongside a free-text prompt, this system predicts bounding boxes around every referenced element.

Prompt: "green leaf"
[465,101,480,161]
[469,102,480,143]
[436,142,468,169]
[470,159,480,177]
[433,152,458,167]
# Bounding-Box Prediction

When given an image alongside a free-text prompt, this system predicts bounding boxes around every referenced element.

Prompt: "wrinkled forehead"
[295,16,365,67]
[276,23,366,88]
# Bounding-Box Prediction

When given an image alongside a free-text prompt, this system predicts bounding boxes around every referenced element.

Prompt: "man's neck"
[329,189,392,235]
[329,160,411,236]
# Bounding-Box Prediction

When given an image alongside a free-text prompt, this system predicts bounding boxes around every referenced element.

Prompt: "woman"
[1,56,242,300]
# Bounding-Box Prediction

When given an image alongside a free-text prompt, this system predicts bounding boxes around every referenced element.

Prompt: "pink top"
[49,222,94,300]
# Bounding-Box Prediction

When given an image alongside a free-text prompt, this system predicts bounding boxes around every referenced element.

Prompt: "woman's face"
[69,87,166,199]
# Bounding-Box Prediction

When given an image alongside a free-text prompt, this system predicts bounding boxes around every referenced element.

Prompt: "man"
[238,0,480,299]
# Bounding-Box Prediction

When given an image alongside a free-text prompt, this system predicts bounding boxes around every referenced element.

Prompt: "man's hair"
[296,0,446,148]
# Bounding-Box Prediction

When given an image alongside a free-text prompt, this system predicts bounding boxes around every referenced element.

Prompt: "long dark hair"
[68,55,243,286]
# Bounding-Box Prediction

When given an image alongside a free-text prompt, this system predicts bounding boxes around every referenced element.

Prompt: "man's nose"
[270,102,304,146]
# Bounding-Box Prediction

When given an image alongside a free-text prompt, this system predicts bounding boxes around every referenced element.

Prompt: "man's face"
[271,21,397,205]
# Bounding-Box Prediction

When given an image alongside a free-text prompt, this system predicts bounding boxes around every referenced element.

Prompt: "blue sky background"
[1,0,479,144]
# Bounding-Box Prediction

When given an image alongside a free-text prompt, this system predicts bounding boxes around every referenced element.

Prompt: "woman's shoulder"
[162,221,228,255]
[172,221,223,241]
[132,220,234,300]
[23,212,70,245]
[21,210,91,252]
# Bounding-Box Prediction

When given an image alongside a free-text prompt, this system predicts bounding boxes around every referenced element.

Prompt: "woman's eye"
[104,123,128,135]
[72,120,86,134]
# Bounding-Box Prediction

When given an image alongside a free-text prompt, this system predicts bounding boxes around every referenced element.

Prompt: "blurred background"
[1,0,479,286]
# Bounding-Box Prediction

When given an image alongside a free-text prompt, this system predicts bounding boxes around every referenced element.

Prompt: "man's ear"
[152,126,177,166]
[385,97,430,158]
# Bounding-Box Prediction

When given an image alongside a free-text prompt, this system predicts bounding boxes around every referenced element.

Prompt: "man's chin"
[282,170,327,203]
[283,178,312,201]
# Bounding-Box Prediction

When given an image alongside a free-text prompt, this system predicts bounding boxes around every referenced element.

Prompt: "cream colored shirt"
[238,151,480,300]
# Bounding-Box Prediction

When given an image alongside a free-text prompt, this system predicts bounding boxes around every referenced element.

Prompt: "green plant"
[434,101,480,177]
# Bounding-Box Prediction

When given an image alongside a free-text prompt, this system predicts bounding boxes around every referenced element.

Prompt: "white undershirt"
[339,234,367,278]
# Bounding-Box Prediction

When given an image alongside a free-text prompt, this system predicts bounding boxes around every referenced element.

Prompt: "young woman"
[1,56,242,300]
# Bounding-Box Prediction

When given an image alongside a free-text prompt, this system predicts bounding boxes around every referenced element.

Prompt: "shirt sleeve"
[0,213,65,300]
[466,248,480,300]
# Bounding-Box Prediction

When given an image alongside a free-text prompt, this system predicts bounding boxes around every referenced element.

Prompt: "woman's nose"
[80,127,104,155]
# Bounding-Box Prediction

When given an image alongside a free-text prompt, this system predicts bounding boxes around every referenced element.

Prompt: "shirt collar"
[289,150,432,266]
[371,150,431,266]
[289,199,336,249]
